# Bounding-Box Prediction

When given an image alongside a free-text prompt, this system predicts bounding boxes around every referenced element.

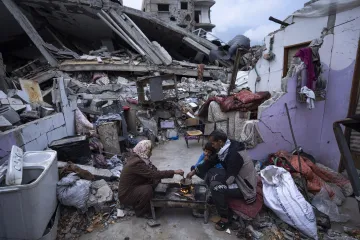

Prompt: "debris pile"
[0,86,56,131]
[1,1,359,240]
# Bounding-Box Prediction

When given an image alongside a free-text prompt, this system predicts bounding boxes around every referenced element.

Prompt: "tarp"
[293,0,360,18]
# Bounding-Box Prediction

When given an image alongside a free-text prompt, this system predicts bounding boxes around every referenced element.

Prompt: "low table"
[150,183,209,223]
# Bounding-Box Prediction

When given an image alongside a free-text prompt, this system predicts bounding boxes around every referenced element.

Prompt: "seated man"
[187,130,257,231]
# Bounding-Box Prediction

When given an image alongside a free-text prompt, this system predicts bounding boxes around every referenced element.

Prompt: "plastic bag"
[260,166,318,240]
[57,173,91,213]
[328,183,346,206]
[312,187,350,223]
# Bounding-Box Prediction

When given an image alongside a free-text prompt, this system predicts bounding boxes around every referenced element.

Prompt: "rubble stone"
[8,98,24,106]
[0,90,7,98]
[10,104,26,112]
[87,179,114,209]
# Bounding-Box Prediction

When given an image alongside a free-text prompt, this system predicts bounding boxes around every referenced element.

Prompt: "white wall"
[247,6,360,170]
[194,5,210,23]
[248,16,328,92]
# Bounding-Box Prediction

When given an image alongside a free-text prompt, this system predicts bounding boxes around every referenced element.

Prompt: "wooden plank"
[183,37,211,56]
[108,10,163,65]
[2,0,57,67]
[228,48,242,95]
[19,79,43,103]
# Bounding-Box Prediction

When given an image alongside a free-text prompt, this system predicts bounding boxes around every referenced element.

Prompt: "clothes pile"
[266,150,353,201]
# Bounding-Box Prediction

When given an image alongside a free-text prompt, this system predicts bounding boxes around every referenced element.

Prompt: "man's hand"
[174,169,184,176]
[186,170,196,179]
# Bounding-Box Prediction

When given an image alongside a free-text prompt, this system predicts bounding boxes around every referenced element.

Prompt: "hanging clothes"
[300,86,316,109]
[294,47,316,90]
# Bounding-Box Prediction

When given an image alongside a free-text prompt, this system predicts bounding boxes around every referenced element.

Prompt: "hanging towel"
[300,86,315,109]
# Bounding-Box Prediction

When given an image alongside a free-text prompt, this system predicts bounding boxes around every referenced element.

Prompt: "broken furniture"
[0,149,58,240]
[136,74,178,105]
[49,136,91,164]
[150,183,209,223]
[333,115,360,203]
[184,118,204,148]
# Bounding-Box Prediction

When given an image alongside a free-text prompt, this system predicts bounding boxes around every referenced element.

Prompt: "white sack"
[260,166,318,240]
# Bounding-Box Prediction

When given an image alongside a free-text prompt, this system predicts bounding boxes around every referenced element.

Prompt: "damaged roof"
[3,0,225,66]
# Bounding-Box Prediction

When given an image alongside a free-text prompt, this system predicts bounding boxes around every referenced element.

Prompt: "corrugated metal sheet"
[350,96,360,153]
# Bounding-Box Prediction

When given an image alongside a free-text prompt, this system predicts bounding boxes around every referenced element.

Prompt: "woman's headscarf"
[133,140,152,164]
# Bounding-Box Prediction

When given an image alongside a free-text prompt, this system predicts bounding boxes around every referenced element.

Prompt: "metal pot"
[180,178,192,193]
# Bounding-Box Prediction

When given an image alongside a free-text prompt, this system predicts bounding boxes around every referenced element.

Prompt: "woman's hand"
[186,170,196,179]
[174,169,184,176]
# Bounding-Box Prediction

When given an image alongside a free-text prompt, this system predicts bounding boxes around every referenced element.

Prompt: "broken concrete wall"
[247,5,360,170]
[248,16,328,92]
[194,5,208,23]
[0,79,76,165]
[143,0,195,31]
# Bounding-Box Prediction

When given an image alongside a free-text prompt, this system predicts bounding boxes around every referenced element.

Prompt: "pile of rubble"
[0,87,56,131]
[56,180,136,240]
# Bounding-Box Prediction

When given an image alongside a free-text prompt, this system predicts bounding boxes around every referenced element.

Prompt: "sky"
[122,0,309,45]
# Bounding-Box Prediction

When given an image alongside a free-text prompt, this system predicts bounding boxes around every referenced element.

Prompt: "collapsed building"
[0,0,262,166]
[1,0,360,239]
[141,0,216,34]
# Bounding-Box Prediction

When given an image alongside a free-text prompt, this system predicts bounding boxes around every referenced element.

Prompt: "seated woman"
[118,140,184,217]
[191,142,223,172]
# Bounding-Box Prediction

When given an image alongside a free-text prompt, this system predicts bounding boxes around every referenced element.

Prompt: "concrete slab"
[79,209,237,240]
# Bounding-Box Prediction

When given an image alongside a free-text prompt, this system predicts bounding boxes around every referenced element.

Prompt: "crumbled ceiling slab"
[7,0,228,66]
[59,60,226,78]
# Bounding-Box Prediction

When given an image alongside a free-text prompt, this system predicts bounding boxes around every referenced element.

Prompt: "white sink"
[23,150,57,168]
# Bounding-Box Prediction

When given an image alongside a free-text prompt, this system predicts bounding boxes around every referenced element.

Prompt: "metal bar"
[285,103,309,200]
[333,121,360,201]
[269,16,290,26]
[228,48,242,95]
